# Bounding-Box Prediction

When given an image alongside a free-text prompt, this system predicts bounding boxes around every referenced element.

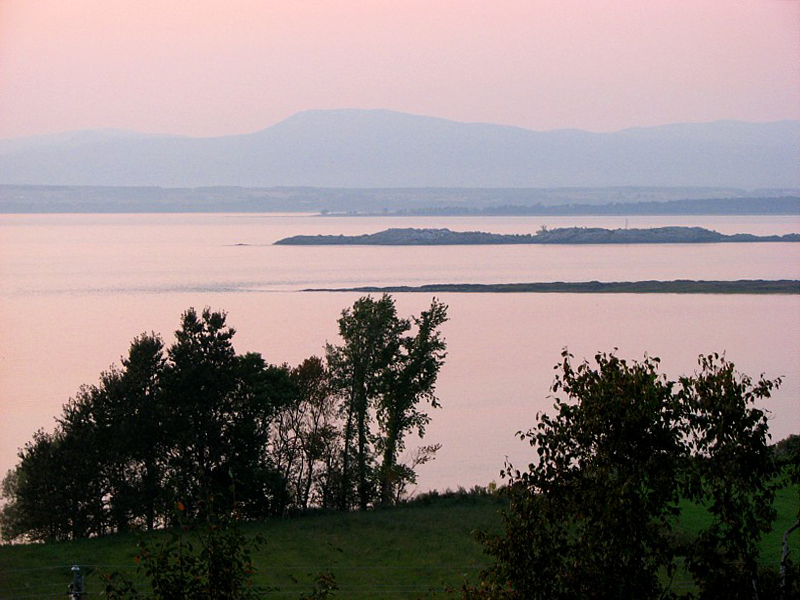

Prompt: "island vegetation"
[0,297,797,599]
[274,226,800,246]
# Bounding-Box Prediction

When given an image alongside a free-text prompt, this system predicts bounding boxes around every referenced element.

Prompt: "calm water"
[1,213,799,492]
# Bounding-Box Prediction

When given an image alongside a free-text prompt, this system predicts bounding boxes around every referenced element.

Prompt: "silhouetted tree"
[377,299,447,505]
[1,335,169,541]
[1,297,449,541]
[475,351,782,600]
[285,356,340,509]
[679,353,782,598]
[84,333,167,531]
[1,430,78,541]
[326,295,447,510]
[162,308,294,520]
[326,295,409,510]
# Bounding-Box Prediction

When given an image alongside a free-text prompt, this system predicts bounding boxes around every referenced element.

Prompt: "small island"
[304,280,800,294]
[274,226,800,245]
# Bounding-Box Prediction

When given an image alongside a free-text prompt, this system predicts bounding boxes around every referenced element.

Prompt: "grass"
[676,481,800,569]
[0,493,504,599]
[239,493,503,598]
[0,486,797,599]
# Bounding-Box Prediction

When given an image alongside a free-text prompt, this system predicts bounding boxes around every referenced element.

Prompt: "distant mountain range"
[0,110,798,188]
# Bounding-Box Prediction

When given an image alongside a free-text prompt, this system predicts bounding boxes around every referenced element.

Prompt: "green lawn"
[0,493,503,599]
[675,482,799,568]
[1,487,797,599]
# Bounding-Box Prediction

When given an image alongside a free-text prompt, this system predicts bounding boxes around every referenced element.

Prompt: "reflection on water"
[1,213,798,491]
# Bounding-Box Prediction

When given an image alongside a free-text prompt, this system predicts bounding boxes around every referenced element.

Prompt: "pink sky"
[0,0,798,139]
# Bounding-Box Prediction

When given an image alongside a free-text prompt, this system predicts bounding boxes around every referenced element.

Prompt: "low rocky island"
[304,280,800,294]
[274,226,800,245]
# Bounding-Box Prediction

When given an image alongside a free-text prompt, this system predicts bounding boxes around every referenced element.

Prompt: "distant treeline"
[346,196,800,216]
[0,296,447,542]
[1,184,798,214]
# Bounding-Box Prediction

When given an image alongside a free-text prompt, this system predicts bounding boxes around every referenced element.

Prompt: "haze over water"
[1,213,798,493]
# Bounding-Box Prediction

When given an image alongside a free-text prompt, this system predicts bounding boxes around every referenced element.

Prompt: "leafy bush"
[472,351,784,599]
[102,504,265,600]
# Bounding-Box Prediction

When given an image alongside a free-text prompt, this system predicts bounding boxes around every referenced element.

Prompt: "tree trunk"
[380,427,399,506]
[339,402,354,510]
[143,458,156,531]
[356,387,369,511]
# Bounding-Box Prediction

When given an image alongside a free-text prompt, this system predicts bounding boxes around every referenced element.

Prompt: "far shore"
[303,280,800,294]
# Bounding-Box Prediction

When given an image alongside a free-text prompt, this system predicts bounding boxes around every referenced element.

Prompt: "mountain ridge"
[4,110,799,142]
[1,109,797,188]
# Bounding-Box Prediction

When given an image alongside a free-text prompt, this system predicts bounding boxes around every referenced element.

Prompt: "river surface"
[1,213,799,493]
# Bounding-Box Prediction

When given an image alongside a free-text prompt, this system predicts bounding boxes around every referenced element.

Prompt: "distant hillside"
[0,110,798,188]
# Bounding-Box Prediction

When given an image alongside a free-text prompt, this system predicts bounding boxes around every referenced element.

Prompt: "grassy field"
[0,487,797,599]
[677,481,800,568]
[0,493,503,599]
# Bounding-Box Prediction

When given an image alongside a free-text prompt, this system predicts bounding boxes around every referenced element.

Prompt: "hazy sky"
[1,0,799,139]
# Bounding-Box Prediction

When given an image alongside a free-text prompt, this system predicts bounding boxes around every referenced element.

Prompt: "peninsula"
[274,226,800,246]
[304,280,800,295]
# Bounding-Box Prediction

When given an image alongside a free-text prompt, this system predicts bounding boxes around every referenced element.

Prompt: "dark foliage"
[102,503,265,600]
[1,297,447,541]
[473,351,785,599]
[325,294,447,510]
